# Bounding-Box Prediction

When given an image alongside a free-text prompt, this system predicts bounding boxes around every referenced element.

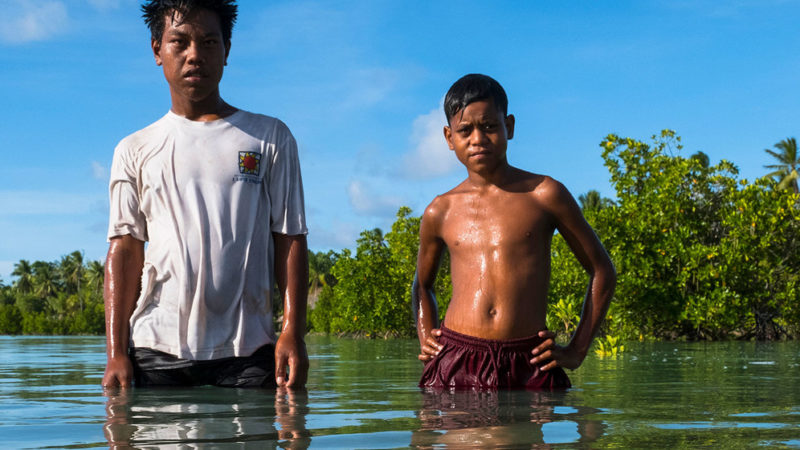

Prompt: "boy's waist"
[443,296,548,337]
[440,325,547,351]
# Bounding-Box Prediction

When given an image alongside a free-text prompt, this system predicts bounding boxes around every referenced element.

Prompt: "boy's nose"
[469,128,488,144]
[185,42,206,64]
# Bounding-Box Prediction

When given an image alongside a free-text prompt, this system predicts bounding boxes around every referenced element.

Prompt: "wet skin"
[102,235,144,388]
[102,8,309,389]
[413,99,616,372]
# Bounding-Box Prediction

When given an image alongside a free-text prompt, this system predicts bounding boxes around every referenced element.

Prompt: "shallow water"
[1,335,799,448]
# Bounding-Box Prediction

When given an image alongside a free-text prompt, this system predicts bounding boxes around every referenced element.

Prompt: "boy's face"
[444,99,515,174]
[152,8,230,105]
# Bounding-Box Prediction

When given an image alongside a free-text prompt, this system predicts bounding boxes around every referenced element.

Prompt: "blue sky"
[1,0,798,282]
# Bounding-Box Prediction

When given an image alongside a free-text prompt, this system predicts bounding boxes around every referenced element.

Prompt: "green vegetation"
[311,130,799,343]
[764,137,799,194]
[308,207,452,337]
[0,251,105,335]
[553,130,799,343]
[4,131,799,342]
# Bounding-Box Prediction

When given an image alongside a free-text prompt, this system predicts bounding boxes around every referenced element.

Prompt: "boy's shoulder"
[117,109,293,148]
[521,171,568,200]
[423,170,572,217]
[446,168,567,200]
[500,168,572,203]
[115,113,173,153]
[422,178,474,217]
[227,109,295,143]
[421,192,452,220]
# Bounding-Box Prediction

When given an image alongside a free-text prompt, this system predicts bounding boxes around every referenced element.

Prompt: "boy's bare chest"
[440,194,553,250]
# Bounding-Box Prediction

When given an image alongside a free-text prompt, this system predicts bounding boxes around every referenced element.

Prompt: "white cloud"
[401,106,459,179]
[91,161,108,181]
[347,180,403,217]
[0,0,69,44]
[307,219,361,251]
[341,67,401,110]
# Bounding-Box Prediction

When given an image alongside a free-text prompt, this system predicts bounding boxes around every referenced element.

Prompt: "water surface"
[1,336,799,448]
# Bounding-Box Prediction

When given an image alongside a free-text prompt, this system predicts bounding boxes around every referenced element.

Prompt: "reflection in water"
[411,389,605,447]
[3,337,800,447]
[275,388,312,448]
[104,387,310,448]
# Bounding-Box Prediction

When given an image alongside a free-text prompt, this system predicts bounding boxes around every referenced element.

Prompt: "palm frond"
[764,169,788,179]
[776,170,799,190]
[764,149,790,164]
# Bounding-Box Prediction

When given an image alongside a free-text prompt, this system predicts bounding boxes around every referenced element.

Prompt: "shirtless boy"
[413,74,616,389]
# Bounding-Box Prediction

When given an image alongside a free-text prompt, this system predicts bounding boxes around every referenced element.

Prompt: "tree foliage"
[309,207,451,337]
[309,130,799,342]
[1,254,105,335]
[585,130,799,340]
[764,137,799,193]
[578,190,615,213]
[5,131,798,341]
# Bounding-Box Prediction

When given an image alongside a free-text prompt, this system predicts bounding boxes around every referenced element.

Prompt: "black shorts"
[130,344,276,388]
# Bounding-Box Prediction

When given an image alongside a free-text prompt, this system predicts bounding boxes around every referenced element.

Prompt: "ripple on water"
[653,421,789,430]
[1,337,799,448]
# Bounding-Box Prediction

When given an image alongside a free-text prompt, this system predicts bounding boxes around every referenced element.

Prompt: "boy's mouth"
[469,149,492,158]
[183,69,207,80]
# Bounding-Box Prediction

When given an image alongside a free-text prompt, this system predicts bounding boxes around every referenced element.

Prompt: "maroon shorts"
[419,326,571,390]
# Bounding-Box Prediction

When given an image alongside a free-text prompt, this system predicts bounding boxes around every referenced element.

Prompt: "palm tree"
[11,260,34,295]
[764,137,799,194]
[309,251,337,288]
[85,260,105,297]
[578,190,615,212]
[59,251,84,297]
[32,261,58,299]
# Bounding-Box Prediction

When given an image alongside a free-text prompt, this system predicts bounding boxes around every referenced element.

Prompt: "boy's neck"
[466,162,516,188]
[170,92,237,122]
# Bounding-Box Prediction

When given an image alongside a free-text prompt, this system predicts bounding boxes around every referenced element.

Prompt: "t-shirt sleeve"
[107,141,148,242]
[268,124,308,235]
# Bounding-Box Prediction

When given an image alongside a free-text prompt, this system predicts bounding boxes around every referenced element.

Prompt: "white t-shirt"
[107,110,307,360]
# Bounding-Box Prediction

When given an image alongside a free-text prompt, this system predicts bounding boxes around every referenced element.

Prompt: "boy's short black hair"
[444,74,508,123]
[142,0,238,43]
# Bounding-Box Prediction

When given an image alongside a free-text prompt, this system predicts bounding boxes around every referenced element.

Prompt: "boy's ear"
[152,38,163,66]
[505,114,515,140]
[443,126,455,150]
[224,40,231,66]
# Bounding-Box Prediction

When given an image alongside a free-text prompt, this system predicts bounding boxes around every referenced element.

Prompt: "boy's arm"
[531,180,616,370]
[273,232,310,388]
[413,203,446,362]
[102,234,145,388]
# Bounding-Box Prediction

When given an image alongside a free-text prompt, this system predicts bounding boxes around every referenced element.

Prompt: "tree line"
[2,131,799,343]
[0,251,105,334]
[309,131,800,344]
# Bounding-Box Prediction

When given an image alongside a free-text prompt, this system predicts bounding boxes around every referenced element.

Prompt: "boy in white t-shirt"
[102,0,309,389]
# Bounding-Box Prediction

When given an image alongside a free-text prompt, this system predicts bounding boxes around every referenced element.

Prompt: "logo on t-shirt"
[238,151,261,176]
